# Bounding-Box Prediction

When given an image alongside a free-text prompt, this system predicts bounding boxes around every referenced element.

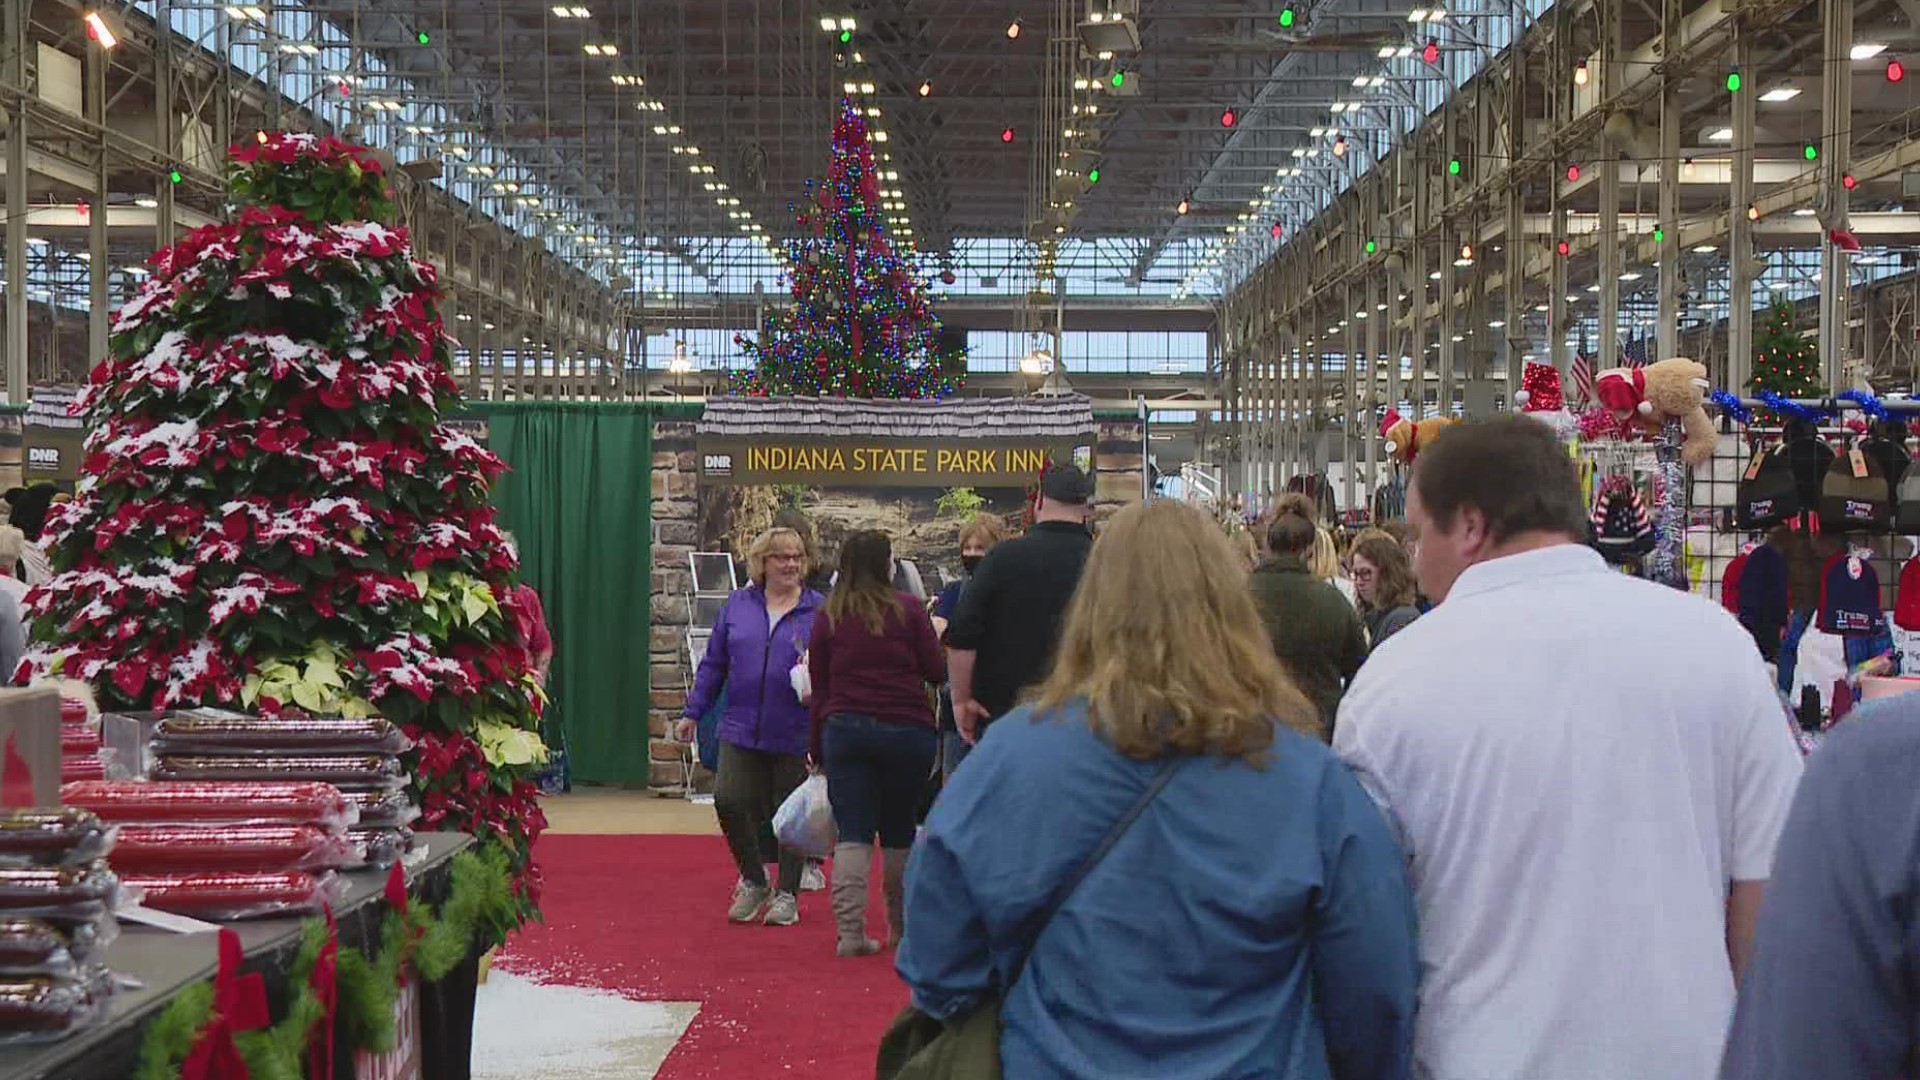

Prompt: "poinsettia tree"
[732,99,963,398]
[25,133,547,917]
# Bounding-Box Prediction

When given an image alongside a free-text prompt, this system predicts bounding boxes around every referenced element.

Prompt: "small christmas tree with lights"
[733,100,962,399]
[1751,298,1823,399]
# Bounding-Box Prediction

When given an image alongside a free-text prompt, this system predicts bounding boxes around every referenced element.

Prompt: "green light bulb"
[839,29,851,43]
[416,30,430,44]
[1088,167,1101,183]
[169,168,182,184]
[1652,226,1665,242]
[1279,7,1296,27]
[1448,158,1461,176]
[1726,71,1741,92]
[1804,143,1819,161]
[1111,72,1125,88]
[1365,239,1377,254]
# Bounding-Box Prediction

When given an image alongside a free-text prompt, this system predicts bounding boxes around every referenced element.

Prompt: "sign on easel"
[354,978,422,1080]
[22,387,83,486]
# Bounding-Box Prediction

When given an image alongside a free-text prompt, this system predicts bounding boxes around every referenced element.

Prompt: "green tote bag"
[875,758,1186,1080]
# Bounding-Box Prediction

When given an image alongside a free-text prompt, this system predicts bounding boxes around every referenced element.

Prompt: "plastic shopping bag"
[773,773,836,858]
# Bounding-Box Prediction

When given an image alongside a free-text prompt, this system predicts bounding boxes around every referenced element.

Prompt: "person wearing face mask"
[930,518,1002,778]
[1333,418,1802,1080]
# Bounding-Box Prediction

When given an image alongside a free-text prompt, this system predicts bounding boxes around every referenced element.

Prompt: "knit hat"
[1589,478,1653,563]
[1895,558,1920,631]
[1514,362,1565,413]
[1737,543,1790,628]
[1819,552,1882,635]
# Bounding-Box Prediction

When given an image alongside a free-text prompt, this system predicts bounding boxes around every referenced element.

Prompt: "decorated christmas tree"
[733,100,963,398]
[1750,298,1823,399]
[28,134,547,917]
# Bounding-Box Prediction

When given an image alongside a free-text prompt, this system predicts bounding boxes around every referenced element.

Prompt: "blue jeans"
[941,731,972,779]
[822,714,937,848]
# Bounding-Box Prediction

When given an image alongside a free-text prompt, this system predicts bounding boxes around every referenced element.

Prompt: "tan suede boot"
[882,847,910,948]
[831,842,880,957]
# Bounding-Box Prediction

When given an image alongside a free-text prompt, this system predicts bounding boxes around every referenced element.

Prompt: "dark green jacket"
[1249,556,1370,730]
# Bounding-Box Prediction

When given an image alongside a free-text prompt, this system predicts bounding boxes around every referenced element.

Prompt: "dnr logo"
[703,453,733,476]
[26,447,58,468]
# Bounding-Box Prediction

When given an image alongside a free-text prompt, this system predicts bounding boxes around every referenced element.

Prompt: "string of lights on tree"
[1750,298,1822,400]
[731,100,964,400]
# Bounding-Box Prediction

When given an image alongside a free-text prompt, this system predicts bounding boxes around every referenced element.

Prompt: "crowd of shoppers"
[678,423,1900,1080]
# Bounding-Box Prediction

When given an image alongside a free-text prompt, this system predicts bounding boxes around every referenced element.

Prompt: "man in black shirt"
[946,463,1095,743]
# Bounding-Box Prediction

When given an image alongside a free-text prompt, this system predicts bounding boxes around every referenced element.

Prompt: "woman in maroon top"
[808,530,947,957]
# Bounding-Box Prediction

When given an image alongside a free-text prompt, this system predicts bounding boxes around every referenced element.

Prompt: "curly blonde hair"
[1031,501,1322,761]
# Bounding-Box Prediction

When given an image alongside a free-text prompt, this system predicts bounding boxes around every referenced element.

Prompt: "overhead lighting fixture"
[83,10,118,47]
[277,42,321,55]
[1176,197,1190,215]
[1573,62,1589,87]
[919,80,932,97]
[1706,127,1733,142]
[1619,271,1642,281]
[1692,244,1718,253]
[224,6,267,22]
[610,74,644,86]
[1852,43,1888,60]
[1758,86,1801,102]
[135,196,158,208]
[1792,207,1817,216]
[582,43,618,56]
[1006,18,1021,39]
[553,5,592,16]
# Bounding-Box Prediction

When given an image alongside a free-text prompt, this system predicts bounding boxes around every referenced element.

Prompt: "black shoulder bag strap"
[1006,757,1186,988]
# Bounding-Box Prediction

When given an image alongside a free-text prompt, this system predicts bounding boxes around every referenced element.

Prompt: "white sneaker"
[728,881,771,923]
[763,891,801,926]
[801,862,827,892]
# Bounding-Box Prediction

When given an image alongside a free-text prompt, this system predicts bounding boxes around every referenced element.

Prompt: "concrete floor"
[542,789,721,837]
[473,788,718,1078]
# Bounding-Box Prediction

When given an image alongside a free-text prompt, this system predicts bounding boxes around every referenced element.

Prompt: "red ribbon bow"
[182,929,270,1080]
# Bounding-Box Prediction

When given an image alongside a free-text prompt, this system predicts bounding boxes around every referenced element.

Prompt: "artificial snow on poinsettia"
[23,131,548,922]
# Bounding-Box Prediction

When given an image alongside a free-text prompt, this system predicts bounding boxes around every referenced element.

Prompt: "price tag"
[1744,450,1768,481]
[1851,448,1869,478]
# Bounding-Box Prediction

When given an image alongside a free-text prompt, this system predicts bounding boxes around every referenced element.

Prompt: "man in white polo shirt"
[1336,417,1802,1080]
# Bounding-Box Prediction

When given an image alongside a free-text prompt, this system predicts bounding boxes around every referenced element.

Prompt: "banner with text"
[697,436,1090,488]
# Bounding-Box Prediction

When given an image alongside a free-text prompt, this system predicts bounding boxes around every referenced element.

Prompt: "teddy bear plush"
[1593,356,1715,467]
[1380,408,1457,466]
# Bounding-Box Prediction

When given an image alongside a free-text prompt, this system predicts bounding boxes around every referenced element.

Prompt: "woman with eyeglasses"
[678,526,823,929]
[1350,535,1422,647]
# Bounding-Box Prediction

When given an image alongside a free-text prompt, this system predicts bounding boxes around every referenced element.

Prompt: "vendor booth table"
[0,834,477,1080]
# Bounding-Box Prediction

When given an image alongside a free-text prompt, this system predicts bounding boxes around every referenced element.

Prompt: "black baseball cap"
[1040,463,1094,505]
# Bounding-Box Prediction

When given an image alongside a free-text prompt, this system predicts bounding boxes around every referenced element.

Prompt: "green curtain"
[477,403,653,785]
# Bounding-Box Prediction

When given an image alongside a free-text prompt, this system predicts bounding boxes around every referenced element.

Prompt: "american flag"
[1571,351,1596,407]
[1621,335,1653,369]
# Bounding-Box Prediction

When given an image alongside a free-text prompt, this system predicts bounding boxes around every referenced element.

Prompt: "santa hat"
[1382,405,1413,451]
[1595,367,1655,418]
[1515,362,1565,412]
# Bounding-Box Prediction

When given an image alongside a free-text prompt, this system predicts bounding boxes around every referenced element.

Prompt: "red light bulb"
[1001,127,1015,144]
[1270,223,1283,240]
[1566,163,1580,181]
[1556,240,1570,256]
[1422,40,1439,64]
[1843,173,1857,190]
[1221,107,1237,128]
[1889,58,1907,83]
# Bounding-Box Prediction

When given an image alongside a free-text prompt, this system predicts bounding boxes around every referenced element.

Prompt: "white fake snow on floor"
[470,970,699,1079]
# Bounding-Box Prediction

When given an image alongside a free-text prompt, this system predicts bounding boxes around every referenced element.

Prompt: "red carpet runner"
[495,834,909,1078]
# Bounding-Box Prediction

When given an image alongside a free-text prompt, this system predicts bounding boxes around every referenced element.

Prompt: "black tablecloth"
[0,832,476,1080]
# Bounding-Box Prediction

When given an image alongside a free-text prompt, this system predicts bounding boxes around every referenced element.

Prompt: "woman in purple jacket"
[676,527,823,927]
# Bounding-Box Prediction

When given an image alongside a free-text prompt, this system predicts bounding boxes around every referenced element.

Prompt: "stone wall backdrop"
[1094,417,1147,518]
[648,420,702,793]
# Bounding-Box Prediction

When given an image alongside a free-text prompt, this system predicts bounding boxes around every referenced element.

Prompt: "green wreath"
[134,843,518,1080]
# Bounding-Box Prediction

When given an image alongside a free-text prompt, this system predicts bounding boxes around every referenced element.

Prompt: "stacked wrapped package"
[60,779,358,920]
[0,809,117,1042]
[145,713,419,870]
[57,697,108,784]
